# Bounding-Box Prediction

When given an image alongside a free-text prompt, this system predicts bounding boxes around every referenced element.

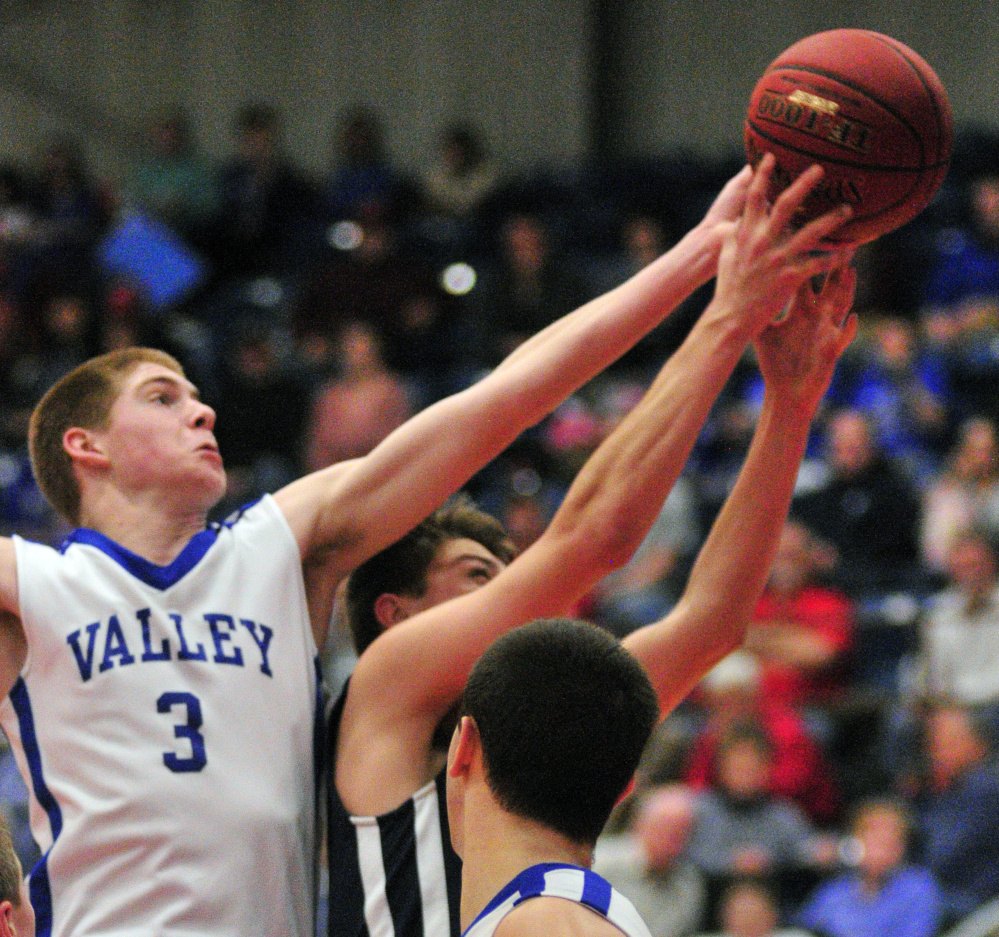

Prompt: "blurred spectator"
[586,214,667,298]
[908,701,999,924]
[303,320,412,472]
[475,211,588,364]
[921,417,999,572]
[683,653,840,826]
[323,105,407,224]
[293,203,431,373]
[594,785,707,937]
[796,798,942,937]
[794,408,923,595]
[127,109,218,245]
[211,103,317,278]
[24,138,106,292]
[922,173,999,348]
[685,721,829,881]
[420,123,498,222]
[697,878,811,937]
[591,474,701,635]
[743,520,855,713]
[827,316,950,481]
[211,326,309,506]
[916,527,999,713]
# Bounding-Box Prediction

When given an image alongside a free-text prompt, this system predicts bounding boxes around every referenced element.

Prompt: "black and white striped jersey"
[327,683,463,937]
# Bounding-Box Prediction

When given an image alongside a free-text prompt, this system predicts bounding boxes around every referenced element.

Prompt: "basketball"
[744,29,953,244]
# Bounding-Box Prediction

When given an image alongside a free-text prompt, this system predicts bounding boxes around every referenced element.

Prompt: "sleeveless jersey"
[326,683,462,937]
[0,496,321,937]
[463,863,652,937]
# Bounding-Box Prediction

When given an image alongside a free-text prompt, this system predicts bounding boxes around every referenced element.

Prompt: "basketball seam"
[762,63,927,167]
[868,32,950,164]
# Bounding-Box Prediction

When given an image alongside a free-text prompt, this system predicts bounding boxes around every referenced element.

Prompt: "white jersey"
[464,863,652,937]
[0,496,320,937]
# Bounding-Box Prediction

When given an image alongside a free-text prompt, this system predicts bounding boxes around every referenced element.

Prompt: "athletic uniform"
[0,496,321,937]
[463,863,652,937]
[326,683,462,937]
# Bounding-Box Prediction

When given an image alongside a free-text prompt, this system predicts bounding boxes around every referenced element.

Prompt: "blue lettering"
[240,619,274,677]
[171,613,207,661]
[99,615,136,672]
[205,614,244,666]
[137,608,171,662]
[66,622,101,682]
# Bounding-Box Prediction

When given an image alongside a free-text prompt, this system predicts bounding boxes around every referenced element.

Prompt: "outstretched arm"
[623,263,858,715]
[336,158,854,812]
[274,169,753,640]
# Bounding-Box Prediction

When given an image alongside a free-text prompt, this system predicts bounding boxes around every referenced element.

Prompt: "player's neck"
[78,487,210,566]
[459,788,593,932]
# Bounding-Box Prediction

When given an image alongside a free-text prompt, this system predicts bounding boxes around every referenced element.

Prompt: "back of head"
[0,814,22,909]
[28,347,184,524]
[463,618,659,846]
[345,494,516,654]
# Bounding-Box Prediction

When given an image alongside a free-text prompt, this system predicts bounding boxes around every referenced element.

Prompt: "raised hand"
[755,263,858,414]
[711,153,854,339]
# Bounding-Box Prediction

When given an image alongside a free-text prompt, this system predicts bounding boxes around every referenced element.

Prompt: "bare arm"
[274,169,755,644]
[624,263,857,715]
[336,159,854,812]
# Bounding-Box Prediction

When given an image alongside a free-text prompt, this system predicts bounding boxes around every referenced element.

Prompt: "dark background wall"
[0,0,993,180]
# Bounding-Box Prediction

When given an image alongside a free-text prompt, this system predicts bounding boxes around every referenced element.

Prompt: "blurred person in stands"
[303,320,413,472]
[421,123,498,223]
[685,723,829,883]
[794,408,923,595]
[477,212,589,364]
[212,103,316,278]
[908,701,999,925]
[825,315,950,482]
[917,527,999,716]
[697,878,810,937]
[128,109,217,246]
[796,798,942,937]
[683,652,840,826]
[324,105,407,224]
[594,784,706,937]
[743,520,854,714]
[921,417,999,573]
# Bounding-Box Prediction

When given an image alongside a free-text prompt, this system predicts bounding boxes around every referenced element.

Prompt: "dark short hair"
[463,618,660,845]
[344,494,516,654]
[0,816,21,907]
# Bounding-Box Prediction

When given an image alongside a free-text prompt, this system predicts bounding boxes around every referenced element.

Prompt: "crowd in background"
[2,101,999,937]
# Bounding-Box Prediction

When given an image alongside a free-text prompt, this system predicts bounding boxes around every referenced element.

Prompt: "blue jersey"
[463,863,652,937]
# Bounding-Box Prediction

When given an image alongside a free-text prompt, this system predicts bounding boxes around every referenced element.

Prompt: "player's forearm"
[493,221,721,382]
[544,299,751,577]
[625,395,813,712]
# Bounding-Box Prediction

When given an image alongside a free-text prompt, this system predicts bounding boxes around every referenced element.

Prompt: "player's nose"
[191,399,217,431]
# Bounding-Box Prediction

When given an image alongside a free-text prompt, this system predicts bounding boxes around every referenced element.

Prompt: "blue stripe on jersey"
[580,868,613,916]
[58,498,263,590]
[61,527,219,590]
[10,678,63,937]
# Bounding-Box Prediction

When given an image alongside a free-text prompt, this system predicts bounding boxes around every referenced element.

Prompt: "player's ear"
[63,426,110,471]
[372,593,410,629]
[0,899,15,937]
[447,716,480,779]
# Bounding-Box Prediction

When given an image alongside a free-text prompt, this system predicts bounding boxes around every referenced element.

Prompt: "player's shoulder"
[494,896,629,937]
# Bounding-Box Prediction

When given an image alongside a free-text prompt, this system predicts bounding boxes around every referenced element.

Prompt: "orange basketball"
[745,29,953,244]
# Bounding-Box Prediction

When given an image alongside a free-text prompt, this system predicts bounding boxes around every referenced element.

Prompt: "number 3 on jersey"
[157,691,208,772]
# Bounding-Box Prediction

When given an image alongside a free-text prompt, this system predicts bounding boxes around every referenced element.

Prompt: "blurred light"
[511,467,542,498]
[249,277,283,307]
[328,220,363,251]
[441,262,476,295]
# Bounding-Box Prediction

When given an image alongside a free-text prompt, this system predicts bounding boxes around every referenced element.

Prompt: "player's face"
[394,537,506,623]
[96,363,226,510]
